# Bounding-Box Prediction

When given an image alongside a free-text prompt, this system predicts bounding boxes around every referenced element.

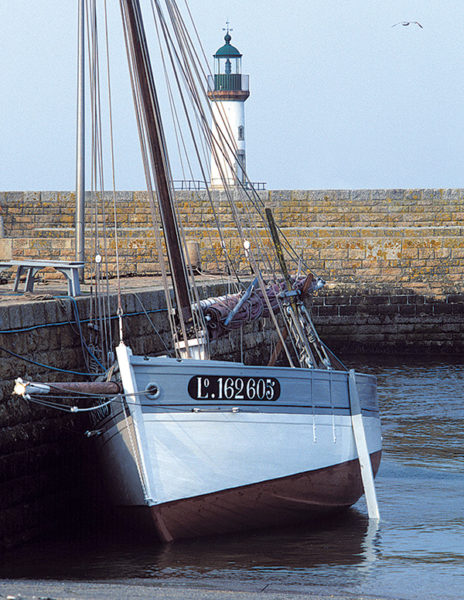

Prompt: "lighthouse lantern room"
[208,29,250,189]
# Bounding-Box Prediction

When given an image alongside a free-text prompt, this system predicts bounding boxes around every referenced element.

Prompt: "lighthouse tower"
[208,29,250,189]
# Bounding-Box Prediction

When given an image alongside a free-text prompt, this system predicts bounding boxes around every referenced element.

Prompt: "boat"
[13,0,381,542]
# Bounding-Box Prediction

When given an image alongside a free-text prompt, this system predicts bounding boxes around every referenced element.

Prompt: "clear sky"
[0,0,463,191]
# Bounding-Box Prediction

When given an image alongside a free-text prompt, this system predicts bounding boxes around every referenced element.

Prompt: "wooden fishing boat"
[14,0,381,542]
[94,350,381,541]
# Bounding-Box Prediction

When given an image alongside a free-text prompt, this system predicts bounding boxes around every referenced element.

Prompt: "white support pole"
[349,369,380,520]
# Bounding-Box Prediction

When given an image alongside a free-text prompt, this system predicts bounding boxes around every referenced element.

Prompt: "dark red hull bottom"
[143,452,381,542]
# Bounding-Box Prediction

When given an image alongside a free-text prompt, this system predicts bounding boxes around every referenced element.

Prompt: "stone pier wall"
[1,189,463,295]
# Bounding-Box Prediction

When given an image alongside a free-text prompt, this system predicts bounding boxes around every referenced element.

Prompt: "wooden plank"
[348,369,380,520]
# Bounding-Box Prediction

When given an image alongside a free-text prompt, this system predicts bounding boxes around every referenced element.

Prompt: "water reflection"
[151,511,381,581]
[0,510,381,583]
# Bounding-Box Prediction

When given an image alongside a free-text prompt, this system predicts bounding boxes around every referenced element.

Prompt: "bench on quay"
[0,260,84,297]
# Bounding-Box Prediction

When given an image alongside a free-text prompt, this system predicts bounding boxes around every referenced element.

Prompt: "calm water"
[1,356,463,599]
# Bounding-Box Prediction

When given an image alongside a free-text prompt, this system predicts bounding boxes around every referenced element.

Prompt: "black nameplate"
[188,375,281,402]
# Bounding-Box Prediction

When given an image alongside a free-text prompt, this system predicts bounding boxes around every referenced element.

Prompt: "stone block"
[440,189,462,201]
[339,305,359,316]
[398,305,417,317]
[3,192,25,205]
[364,295,390,305]
[446,294,464,304]
[317,305,339,317]
[433,303,453,314]
[395,323,415,333]
[377,304,399,316]
[0,239,12,260]
[6,304,21,331]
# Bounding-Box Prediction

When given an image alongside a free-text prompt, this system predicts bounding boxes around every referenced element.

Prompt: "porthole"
[145,382,161,400]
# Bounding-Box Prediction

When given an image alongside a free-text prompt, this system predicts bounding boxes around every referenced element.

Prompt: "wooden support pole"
[348,369,380,520]
[14,378,123,397]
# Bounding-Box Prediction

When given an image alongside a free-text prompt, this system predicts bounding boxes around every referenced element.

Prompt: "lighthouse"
[208,29,250,189]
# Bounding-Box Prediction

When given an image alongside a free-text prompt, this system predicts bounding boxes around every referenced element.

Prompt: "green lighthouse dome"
[214,33,242,58]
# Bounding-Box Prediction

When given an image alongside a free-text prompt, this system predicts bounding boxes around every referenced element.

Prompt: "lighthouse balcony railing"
[207,74,249,93]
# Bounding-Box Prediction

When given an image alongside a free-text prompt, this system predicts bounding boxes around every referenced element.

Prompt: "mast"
[121,0,192,323]
[75,0,85,279]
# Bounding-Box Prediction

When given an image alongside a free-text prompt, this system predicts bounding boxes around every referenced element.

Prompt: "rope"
[0,308,168,335]
[68,296,106,371]
[133,293,171,353]
[0,345,104,377]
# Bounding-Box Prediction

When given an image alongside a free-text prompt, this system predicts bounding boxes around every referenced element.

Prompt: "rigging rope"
[87,0,114,368]
[70,0,327,370]
[103,0,124,341]
[139,0,318,362]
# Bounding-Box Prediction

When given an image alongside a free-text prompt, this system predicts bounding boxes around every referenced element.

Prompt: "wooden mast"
[122,0,192,322]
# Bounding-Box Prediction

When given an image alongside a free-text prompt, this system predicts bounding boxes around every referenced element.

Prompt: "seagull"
[392,21,423,28]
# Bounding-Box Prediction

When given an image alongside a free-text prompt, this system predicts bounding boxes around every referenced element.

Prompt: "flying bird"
[392,21,423,28]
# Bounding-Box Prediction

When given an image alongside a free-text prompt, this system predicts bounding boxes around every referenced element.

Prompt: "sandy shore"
[0,579,398,600]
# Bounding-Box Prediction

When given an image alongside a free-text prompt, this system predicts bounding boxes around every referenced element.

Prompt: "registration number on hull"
[188,375,281,402]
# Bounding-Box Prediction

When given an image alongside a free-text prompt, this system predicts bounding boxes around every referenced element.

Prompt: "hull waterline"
[148,450,382,542]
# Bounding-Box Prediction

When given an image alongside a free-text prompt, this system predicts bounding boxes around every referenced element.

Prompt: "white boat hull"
[94,344,381,541]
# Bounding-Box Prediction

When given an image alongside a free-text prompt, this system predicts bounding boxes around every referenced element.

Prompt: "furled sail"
[204,275,323,340]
